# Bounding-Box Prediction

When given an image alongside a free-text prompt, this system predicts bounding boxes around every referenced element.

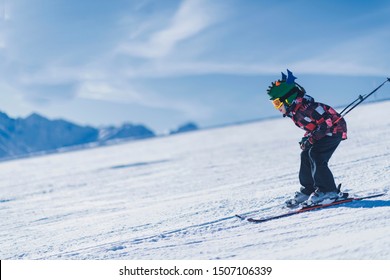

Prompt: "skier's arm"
[307,104,333,143]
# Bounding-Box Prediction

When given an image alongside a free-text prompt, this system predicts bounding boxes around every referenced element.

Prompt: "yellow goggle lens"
[272,98,284,109]
[271,98,291,109]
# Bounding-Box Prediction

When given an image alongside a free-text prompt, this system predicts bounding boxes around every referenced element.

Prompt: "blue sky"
[1,0,390,133]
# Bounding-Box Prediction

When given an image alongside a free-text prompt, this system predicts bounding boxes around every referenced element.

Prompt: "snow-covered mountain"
[0,101,389,260]
[0,112,155,159]
[169,122,199,135]
[98,123,155,142]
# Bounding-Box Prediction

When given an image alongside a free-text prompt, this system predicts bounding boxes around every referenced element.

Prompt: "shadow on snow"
[109,159,169,170]
[343,199,390,209]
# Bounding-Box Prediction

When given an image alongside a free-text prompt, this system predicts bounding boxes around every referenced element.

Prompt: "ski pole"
[306,78,390,137]
[339,78,390,118]
[331,78,390,125]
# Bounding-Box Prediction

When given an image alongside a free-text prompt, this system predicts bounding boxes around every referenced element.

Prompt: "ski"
[241,193,386,224]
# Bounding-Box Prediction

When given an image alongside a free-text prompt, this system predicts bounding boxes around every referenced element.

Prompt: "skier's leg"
[309,135,342,193]
[299,149,316,195]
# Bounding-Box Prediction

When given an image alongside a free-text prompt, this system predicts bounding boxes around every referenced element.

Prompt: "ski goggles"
[271,98,284,109]
[271,97,292,109]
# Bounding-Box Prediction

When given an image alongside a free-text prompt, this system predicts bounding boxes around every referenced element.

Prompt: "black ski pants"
[299,134,342,195]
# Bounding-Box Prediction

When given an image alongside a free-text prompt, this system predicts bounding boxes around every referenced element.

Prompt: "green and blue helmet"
[267,70,305,106]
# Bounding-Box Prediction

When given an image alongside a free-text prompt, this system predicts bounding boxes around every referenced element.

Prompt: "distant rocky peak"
[170,122,199,135]
[25,113,49,123]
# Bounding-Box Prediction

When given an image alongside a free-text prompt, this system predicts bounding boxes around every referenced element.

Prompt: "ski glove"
[299,137,312,151]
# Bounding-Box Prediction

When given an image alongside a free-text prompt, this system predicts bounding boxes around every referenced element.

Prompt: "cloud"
[117,0,224,59]
[291,28,390,76]
[2,0,228,99]
[76,78,213,120]
[0,0,10,21]
[76,80,142,104]
[0,1,9,48]
[0,35,5,49]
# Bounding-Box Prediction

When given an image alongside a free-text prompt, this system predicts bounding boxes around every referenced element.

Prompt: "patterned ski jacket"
[285,94,347,144]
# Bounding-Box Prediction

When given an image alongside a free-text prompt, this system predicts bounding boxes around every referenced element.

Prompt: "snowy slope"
[0,101,389,260]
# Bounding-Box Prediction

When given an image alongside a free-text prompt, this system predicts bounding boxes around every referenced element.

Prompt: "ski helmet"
[267,70,305,106]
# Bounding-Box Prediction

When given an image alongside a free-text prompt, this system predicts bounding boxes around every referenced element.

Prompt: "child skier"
[267,70,347,207]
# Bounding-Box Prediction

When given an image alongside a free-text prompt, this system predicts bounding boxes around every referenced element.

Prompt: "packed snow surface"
[1,101,389,260]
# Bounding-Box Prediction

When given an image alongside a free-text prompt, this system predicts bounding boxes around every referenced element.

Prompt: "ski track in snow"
[0,101,389,260]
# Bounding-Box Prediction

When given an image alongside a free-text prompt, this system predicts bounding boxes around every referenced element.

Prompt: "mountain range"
[0,111,200,160]
[0,112,159,159]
